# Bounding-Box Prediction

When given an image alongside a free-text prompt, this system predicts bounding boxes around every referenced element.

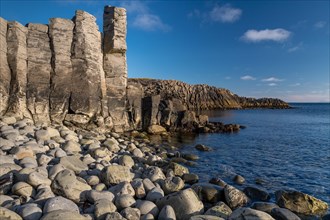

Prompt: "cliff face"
[128,78,289,110]
[0,6,289,133]
[0,6,129,132]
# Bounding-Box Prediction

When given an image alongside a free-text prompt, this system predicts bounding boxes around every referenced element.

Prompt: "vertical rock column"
[70,10,106,123]
[103,6,128,132]
[49,18,74,124]
[26,24,52,124]
[6,21,31,119]
[0,18,11,115]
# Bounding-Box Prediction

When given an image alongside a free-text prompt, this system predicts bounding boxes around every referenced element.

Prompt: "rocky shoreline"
[0,116,329,220]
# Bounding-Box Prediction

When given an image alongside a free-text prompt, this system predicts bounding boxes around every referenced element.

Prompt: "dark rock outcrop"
[128,78,290,111]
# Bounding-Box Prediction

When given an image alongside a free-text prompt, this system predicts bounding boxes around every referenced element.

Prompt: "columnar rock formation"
[26,23,52,124]
[0,18,11,115]
[6,21,31,119]
[0,6,129,132]
[0,6,290,133]
[70,10,106,120]
[103,6,128,132]
[49,18,74,124]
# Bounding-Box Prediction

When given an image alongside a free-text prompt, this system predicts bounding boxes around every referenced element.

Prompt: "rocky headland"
[1,5,327,220]
[1,6,289,135]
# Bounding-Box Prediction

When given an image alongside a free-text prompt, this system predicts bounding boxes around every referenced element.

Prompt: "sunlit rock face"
[103,6,129,132]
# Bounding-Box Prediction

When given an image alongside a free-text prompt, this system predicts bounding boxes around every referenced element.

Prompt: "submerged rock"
[195,144,212,152]
[243,186,270,201]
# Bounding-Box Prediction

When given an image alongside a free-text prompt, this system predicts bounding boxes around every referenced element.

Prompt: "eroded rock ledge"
[126,78,289,132]
[0,6,289,134]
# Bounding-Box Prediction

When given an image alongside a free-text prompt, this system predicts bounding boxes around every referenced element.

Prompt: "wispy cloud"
[262,77,283,82]
[241,75,256,80]
[241,28,291,43]
[209,4,242,23]
[121,1,148,13]
[225,76,231,80]
[287,42,303,53]
[268,83,277,86]
[133,14,171,32]
[120,1,171,32]
[188,4,242,24]
[314,21,327,29]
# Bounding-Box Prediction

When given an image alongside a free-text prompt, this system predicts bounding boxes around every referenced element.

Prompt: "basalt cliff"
[0,6,289,133]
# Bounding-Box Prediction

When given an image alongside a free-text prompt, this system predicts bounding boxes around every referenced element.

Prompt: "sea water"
[179,103,330,204]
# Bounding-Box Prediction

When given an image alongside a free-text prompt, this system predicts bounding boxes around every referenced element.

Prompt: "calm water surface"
[178,103,330,204]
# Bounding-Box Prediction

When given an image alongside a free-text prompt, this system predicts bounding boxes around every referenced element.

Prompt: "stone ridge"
[128,78,289,110]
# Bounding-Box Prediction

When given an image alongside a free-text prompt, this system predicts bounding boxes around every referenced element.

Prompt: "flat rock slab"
[59,156,88,174]
[100,165,133,186]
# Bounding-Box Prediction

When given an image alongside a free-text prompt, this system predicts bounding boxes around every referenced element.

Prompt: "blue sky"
[1,0,329,102]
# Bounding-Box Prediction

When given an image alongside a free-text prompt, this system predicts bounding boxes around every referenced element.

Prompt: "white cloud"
[188,4,242,24]
[262,77,283,82]
[209,4,242,23]
[290,83,301,87]
[225,76,231,80]
[120,1,171,32]
[241,28,291,42]
[314,21,327,29]
[133,14,171,32]
[120,1,148,13]
[241,75,256,80]
[287,46,299,52]
[268,83,277,86]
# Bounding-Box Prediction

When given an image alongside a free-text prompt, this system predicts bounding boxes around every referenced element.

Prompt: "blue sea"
[178,103,330,205]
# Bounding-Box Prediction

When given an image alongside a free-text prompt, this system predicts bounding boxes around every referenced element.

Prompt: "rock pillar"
[49,18,74,124]
[6,21,31,119]
[26,24,52,124]
[0,18,11,115]
[70,10,106,122]
[103,6,128,132]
